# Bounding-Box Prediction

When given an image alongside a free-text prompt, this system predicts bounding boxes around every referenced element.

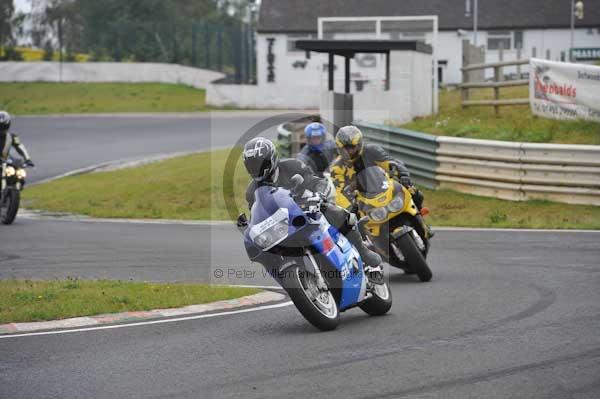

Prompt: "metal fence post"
[204,22,211,69]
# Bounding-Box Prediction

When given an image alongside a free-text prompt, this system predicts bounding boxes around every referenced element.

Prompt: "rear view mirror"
[237,213,248,232]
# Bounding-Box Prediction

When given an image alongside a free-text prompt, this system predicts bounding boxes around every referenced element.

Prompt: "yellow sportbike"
[341,166,433,282]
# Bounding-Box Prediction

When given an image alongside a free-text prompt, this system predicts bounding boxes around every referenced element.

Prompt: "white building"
[207,0,600,110]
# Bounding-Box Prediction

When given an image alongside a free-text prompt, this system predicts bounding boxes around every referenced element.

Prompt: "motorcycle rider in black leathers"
[1,111,34,167]
[330,125,432,236]
[242,137,384,280]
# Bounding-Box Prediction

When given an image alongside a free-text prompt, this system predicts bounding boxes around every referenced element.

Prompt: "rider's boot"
[346,228,384,284]
[410,188,435,239]
[416,214,435,239]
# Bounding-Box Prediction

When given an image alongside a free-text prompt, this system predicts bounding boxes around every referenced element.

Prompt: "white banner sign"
[530,58,600,122]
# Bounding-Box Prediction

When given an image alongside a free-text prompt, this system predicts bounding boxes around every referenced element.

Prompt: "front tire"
[359,282,392,316]
[1,189,20,225]
[282,265,340,331]
[396,234,432,282]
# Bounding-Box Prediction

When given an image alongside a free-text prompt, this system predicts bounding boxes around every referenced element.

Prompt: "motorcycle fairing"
[245,185,366,310]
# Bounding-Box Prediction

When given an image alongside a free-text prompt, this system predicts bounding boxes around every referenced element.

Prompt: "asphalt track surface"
[1,113,599,398]
[11,111,296,183]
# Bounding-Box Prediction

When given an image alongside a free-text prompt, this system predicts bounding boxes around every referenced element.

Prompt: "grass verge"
[400,86,599,145]
[0,82,209,114]
[0,279,260,324]
[421,188,600,230]
[24,148,600,229]
[24,148,249,220]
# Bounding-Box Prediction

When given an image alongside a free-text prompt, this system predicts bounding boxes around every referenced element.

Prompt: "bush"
[0,47,24,61]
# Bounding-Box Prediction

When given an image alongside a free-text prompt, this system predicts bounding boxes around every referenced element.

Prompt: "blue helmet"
[304,122,327,151]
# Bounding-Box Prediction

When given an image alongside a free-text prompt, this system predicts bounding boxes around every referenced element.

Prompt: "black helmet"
[0,111,11,134]
[242,137,279,182]
[335,125,364,161]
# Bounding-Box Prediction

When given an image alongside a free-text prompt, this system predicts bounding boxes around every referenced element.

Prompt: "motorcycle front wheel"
[359,281,392,316]
[282,265,340,331]
[1,188,20,225]
[395,234,433,282]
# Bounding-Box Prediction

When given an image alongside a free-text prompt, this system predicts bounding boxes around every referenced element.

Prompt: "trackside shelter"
[295,40,433,127]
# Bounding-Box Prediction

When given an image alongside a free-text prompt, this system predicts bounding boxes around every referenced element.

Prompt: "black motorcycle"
[1,158,29,225]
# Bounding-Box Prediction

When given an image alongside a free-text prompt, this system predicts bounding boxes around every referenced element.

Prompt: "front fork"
[0,163,6,203]
[305,250,329,292]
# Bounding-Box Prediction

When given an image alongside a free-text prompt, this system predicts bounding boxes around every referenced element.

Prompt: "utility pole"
[248,1,257,83]
[473,0,478,46]
[571,0,575,60]
[465,0,478,46]
[570,1,584,61]
[57,18,63,82]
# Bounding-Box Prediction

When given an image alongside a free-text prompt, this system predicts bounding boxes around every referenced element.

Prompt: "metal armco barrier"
[358,122,600,206]
[354,122,439,189]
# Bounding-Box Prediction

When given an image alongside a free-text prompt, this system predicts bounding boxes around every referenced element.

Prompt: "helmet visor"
[341,144,361,160]
[246,158,272,180]
[309,136,323,146]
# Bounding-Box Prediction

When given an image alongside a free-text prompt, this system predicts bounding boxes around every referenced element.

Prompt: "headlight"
[387,195,405,212]
[249,208,289,250]
[368,207,388,222]
[253,220,289,249]
[5,166,15,177]
[16,168,27,180]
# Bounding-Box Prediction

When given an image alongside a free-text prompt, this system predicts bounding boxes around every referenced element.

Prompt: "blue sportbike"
[237,175,392,331]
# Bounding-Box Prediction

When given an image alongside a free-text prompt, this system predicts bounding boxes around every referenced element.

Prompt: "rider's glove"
[25,159,35,168]
[297,189,324,213]
[305,196,323,214]
[399,174,412,187]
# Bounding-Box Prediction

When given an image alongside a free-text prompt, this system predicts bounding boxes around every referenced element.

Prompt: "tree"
[0,0,15,47]
[1,0,25,60]
[23,0,252,72]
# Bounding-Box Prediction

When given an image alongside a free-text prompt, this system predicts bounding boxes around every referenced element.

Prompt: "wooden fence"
[460,40,529,115]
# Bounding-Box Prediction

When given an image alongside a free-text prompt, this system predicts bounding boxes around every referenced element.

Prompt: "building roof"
[295,40,432,56]
[258,0,600,33]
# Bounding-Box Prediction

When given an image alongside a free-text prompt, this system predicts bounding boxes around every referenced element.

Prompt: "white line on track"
[0,301,293,340]
[233,284,284,290]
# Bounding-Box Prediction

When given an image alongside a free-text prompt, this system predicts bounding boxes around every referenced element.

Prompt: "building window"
[514,31,523,50]
[487,30,511,50]
[287,34,316,53]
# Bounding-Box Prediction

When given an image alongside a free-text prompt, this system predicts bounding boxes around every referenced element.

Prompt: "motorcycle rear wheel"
[1,189,20,225]
[282,265,340,331]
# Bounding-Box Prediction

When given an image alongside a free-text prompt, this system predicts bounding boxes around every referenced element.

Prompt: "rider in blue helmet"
[297,122,338,178]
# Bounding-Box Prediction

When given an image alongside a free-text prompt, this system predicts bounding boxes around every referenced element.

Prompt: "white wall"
[255,33,390,99]
[353,50,433,125]
[206,82,318,109]
[0,62,224,89]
